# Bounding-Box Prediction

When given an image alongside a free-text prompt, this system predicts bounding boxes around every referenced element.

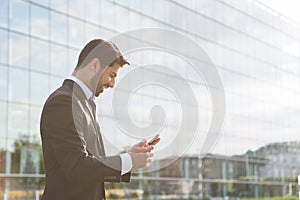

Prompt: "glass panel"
[50,43,68,76]
[8,103,29,140]
[99,0,114,28]
[68,49,78,73]
[85,23,100,42]
[9,0,30,34]
[31,4,49,40]
[29,106,43,137]
[84,0,100,24]
[68,18,85,48]
[30,38,49,73]
[30,72,49,106]
[8,68,29,104]
[0,29,8,64]
[0,65,8,101]
[50,0,68,13]
[9,33,30,69]
[0,0,8,28]
[68,0,84,19]
[31,0,48,7]
[50,11,67,45]
[0,102,7,140]
[50,76,62,93]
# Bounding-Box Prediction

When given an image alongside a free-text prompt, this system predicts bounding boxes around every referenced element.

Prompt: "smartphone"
[148,134,160,145]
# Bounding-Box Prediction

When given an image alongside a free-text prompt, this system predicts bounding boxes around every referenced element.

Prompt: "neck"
[72,71,94,92]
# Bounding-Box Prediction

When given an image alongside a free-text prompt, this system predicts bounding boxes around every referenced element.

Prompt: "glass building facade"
[0,0,300,199]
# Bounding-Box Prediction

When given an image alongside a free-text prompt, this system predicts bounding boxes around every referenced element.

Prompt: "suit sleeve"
[41,94,128,183]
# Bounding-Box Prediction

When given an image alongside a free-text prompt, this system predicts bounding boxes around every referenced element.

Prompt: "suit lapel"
[63,79,106,156]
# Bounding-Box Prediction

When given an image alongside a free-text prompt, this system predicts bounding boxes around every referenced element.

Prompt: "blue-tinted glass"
[68,18,85,48]
[50,44,68,76]
[85,24,100,42]
[9,0,30,34]
[29,106,43,136]
[8,67,29,104]
[51,0,68,13]
[30,72,49,106]
[31,4,49,40]
[30,38,49,73]
[8,103,29,140]
[9,33,29,68]
[50,76,62,92]
[31,0,48,7]
[84,0,100,24]
[50,11,67,44]
[68,49,78,73]
[0,29,8,64]
[0,102,7,139]
[0,0,8,28]
[68,0,84,19]
[0,65,8,101]
[99,1,114,28]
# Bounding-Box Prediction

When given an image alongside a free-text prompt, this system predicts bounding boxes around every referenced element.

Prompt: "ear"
[91,58,101,72]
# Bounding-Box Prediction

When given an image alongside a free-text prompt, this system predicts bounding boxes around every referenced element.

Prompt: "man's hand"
[128,140,154,169]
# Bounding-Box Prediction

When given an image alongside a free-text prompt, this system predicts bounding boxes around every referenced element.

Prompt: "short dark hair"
[75,39,129,70]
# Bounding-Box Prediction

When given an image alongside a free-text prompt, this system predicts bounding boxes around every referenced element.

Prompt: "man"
[40,39,159,200]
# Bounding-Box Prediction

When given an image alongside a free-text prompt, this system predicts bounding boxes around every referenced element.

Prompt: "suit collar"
[66,75,94,100]
[62,79,87,102]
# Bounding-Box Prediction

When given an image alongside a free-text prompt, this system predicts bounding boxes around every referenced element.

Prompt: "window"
[9,0,30,34]
[0,0,8,28]
[30,72,49,106]
[0,29,8,64]
[8,67,29,104]
[0,65,8,101]
[50,43,68,76]
[9,33,30,68]
[50,11,67,45]
[31,4,49,40]
[30,38,49,73]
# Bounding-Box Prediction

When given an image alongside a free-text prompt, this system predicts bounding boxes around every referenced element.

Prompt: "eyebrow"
[111,72,117,78]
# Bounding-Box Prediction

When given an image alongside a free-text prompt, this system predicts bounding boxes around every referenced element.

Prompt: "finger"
[134,145,154,153]
[135,139,147,147]
[151,138,160,145]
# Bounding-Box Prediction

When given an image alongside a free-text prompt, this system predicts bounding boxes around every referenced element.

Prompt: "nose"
[109,78,115,88]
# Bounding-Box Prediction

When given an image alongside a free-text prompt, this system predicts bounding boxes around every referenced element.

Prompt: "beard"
[90,69,103,96]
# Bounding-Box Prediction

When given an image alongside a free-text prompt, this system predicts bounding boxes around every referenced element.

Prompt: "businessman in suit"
[40,39,158,200]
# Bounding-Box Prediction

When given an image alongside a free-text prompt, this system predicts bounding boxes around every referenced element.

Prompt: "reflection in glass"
[29,106,43,137]
[30,38,49,73]
[0,0,8,28]
[68,18,85,48]
[0,102,7,140]
[50,11,67,44]
[50,0,67,13]
[9,33,30,68]
[50,43,68,76]
[8,103,29,140]
[0,65,8,101]
[31,4,49,40]
[9,0,29,34]
[0,29,8,64]
[8,68,29,104]
[30,72,49,106]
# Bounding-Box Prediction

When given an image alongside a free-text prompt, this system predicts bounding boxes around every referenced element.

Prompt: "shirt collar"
[67,75,94,100]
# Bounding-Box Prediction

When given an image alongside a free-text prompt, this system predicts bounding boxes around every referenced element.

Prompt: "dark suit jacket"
[40,79,131,200]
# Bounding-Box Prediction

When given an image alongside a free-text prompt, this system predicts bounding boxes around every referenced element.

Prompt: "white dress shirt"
[67,75,132,175]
